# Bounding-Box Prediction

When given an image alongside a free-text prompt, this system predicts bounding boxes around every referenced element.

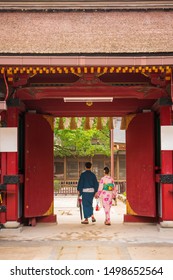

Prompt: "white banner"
[0,127,17,152]
[161,126,173,150]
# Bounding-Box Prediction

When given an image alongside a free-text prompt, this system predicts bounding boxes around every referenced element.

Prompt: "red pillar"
[110,129,114,178]
[6,107,19,224]
[160,106,173,223]
[0,111,7,224]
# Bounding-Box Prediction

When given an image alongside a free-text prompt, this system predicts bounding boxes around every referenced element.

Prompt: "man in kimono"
[77,162,98,224]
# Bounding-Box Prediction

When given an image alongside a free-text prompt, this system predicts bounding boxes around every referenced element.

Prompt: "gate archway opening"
[53,115,126,225]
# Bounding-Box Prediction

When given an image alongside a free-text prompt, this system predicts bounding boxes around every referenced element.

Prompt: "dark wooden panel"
[24,113,54,218]
[126,112,156,217]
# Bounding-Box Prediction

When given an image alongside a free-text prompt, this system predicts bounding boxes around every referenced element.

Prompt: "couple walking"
[77,162,117,226]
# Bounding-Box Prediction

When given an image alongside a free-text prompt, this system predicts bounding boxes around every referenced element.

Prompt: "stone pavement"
[0,196,173,260]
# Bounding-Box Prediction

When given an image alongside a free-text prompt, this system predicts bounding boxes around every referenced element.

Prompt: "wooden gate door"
[24,113,55,223]
[125,112,156,222]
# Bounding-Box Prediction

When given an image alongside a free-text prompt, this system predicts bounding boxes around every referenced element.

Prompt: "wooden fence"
[54,180,126,195]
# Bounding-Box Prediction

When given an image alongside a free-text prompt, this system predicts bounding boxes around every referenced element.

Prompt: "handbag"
[95,201,100,211]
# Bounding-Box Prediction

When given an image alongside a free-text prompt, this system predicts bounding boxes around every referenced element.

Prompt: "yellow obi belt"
[103,183,114,191]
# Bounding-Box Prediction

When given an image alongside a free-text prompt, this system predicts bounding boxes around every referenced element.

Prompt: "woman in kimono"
[96,167,117,225]
[77,162,99,224]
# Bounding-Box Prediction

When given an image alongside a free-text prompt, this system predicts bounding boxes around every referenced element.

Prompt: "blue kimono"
[77,170,99,219]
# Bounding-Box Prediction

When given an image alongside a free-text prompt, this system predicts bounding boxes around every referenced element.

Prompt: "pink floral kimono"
[97,175,117,224]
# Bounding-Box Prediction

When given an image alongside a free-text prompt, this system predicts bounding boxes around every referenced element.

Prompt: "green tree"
[54,118,111,157]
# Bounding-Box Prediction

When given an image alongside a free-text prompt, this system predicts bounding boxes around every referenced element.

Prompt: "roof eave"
[1,1,173,12]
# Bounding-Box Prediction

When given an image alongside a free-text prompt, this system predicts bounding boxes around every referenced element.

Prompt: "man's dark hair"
[85,162,92,169]
[104,167,109,174]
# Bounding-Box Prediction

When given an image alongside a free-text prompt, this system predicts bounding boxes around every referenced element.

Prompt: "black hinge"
[0,184,7,191]
[0,205,6,212]
[3,175,20,184]
[160,174,173,184]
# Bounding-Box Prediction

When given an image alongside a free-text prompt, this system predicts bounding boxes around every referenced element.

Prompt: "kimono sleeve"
[97,177,104,197]
[93,174,99,193]
[112,179,118,198]
[77,174,84,196]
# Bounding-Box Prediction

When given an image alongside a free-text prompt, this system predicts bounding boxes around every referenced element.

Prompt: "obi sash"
[83,188,95,193]
[103,183,114,191]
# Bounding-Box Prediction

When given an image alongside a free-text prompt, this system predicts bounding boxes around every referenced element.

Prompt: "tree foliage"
[54,118,111,157]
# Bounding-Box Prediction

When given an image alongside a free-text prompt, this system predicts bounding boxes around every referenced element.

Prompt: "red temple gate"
[0,61,173,227]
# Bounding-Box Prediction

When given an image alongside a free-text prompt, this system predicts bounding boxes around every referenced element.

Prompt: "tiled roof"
[0,11,173,54]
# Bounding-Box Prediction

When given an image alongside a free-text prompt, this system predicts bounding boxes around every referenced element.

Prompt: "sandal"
[92,218,96,223]
[104,221,111,226]
[81,220,89,224]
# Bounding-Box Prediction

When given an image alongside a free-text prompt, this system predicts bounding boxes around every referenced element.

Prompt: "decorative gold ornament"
[70,117,77,130]
[86,101,93,106]
[84,117,91,130]
[96,117,103,130]
[107,117,114,130]
[58,117,64,130]
[120,114,136,130]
